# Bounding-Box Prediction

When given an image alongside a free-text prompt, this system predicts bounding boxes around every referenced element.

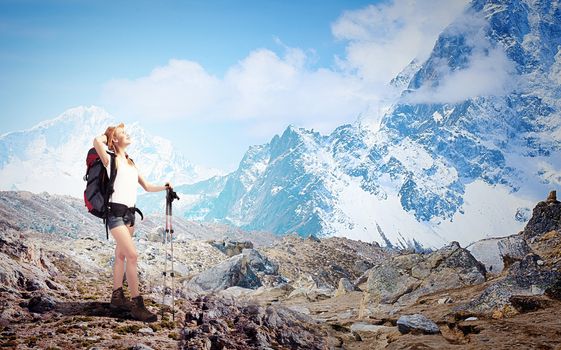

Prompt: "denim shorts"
[107,211,136,230]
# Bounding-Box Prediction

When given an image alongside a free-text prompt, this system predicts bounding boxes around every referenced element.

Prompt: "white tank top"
[103,147,138,207]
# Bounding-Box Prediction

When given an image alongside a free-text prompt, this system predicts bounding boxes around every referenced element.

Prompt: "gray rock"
[467,237,505,273]
[337,310,353,319]
[182,295,328,349]
[364,264,420,304]
[187,249,279,292]
[353,260,374,274]
[218,286,254,299]
[350,322,397,342]
[285,305,310,315]
[130,344,155,350]
[307,234,321,242]
[25,279,43,291]
[84,336,101,342]
[363,241,485,309]
[28,294,57,313]
[350,322,398,346]
[397,314,440,334]
[45,279,60,290]
[498,235,531,267]
[187,254,257,292]
[523,199,561,239]
[138,327,154,335]
[242,249,278,275]
[350,322,385,333]
[353,269,370,287]
[306,287,334,301]
[461,254,561,314]
[210,240,254,257]
[335,278,355,297]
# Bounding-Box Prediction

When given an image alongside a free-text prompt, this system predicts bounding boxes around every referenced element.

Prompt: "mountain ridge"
[170,0,560,248]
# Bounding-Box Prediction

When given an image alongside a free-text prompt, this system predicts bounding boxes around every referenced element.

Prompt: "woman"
[93,123,171,322]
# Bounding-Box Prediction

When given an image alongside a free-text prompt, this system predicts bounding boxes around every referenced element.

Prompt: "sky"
[0,0,469,172]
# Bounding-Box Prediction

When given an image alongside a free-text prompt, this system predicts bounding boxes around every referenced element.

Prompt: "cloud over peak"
[101,0,471,139]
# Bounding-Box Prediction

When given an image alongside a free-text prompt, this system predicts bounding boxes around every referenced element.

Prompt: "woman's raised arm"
[93,134,111,167]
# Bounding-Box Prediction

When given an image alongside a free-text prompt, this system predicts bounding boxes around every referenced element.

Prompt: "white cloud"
[332,0,469,85]
[102,48,376,137]
[102,60,222,121]
[404,11,517,104]
[406,46,516,104]
[101,0,471,142]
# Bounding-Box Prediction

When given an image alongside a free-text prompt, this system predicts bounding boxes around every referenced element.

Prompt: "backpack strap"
[134,207,144,221]
[104,152,118,239]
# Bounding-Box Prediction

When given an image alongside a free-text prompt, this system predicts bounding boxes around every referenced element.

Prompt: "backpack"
[83,147,117,237]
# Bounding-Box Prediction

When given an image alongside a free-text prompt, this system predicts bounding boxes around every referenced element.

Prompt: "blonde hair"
[104,123,134,167]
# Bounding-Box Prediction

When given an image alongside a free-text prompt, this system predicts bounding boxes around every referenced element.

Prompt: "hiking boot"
[131,295,157,322]
[110,287,132,311]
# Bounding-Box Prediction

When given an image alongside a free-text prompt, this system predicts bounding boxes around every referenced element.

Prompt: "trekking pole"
[165,187,179,321]
[161,194,169,319]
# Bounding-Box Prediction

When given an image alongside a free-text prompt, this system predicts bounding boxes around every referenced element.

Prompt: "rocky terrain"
[1,190,561,349]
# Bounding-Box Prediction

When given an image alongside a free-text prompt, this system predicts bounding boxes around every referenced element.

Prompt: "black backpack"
[83,147,116,237]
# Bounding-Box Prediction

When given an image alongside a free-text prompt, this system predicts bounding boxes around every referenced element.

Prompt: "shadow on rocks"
[55,301,133,320]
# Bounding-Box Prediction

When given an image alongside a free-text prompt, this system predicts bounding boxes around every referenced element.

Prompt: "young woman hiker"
[93,123,172,322]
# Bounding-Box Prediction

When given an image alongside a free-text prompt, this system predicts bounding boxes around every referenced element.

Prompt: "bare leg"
[111,224,140,297]
[113,244,126,290]
[123,224,135,286]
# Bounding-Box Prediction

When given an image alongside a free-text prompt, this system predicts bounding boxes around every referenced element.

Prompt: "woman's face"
[113,127,131,148]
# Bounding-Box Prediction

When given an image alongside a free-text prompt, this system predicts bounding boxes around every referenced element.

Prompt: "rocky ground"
[1,190,561,349]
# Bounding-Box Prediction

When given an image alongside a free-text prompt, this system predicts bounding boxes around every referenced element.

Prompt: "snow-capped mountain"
[0,106,222,198]
[171,0,560,248]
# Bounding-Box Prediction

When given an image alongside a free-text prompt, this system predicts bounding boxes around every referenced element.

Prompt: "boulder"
[498,235,531,267]
[186,254,260,293]
[396,314,440,334]
[364,264,420,304]
[460,254,561,315]
[362,241,485,311]
[353,259,374,274]
[28,294,58,313]
[186,249,281,293]
[467,237,505,274]
[335,278,355,297]
[462,193,561,316]
[181,295,328,350]
[350,323,398,343]
[523,192,561,240]
[242,248,278,275]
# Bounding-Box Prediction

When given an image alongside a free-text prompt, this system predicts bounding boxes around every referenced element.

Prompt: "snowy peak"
[0,106,221,197]
[390,59,422,90]
[269,125,324,160]
[32,105,113,130]
[176,0,560,249]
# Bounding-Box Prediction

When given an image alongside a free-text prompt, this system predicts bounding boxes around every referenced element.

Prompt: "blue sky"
[0,0,468,172]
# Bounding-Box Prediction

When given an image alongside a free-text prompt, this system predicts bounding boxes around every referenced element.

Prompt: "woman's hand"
[165,182,173,191]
